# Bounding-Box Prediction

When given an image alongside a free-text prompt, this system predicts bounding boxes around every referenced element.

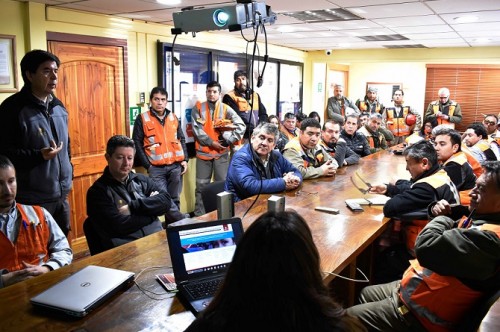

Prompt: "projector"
[172,1,276,34]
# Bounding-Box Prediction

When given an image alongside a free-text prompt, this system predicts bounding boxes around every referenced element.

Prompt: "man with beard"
[326,84,359,125]
[283,118,338,179]
[223,70,268,141]
[424,87,462,129]
[358,113,388,154]
[356,86,394,143]
[225,123,301,202]
[319,120,360,167]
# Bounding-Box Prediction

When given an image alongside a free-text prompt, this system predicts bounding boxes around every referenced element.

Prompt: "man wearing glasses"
[482,114,500,160]
[424,87,462,129]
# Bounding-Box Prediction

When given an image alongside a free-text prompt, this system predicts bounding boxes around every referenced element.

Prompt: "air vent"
[281,8,363,23]
[384,44,427,49]
[358,34,408,42]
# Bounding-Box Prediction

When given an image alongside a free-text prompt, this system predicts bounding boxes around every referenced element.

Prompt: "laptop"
[166,217,244,315]
[30,265,135,317]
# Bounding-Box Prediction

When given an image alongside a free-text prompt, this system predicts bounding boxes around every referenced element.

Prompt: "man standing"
[222,70,267,141]
[283,118,338,179]
[319,120,360,167]
[384,89,421,145]
[132,87,188,223]
[326,84,359,124]
[424,87,462,129]
[340,115,371,157]
[86,136,171,251]
[433,127,476,204]
[347,161,500,332]
[463,123,497,162]
[0,155,72,289]
[358,113,388,154]
[0,50,72,236]
[192,81,245,215]
[280,112,299,140]
[225,123,302,202]
[356,86,394,143]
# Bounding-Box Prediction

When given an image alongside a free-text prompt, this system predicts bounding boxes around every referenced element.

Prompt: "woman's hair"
[196,211,365,332]
[268,114,281,129]
[309,111,322,123]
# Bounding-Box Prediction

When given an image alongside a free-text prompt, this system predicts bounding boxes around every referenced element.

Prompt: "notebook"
[30,265,135,317]
[166,217,244,315]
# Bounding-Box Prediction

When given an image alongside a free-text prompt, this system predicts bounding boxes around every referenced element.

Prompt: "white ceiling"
[18,0,500,51]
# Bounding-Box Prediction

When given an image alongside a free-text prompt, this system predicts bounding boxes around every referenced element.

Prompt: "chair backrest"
[457,288,500,332]
[83,217,109,255]
[201,180,226,213]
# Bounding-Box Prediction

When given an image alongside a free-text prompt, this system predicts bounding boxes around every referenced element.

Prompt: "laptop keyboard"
[185,278,222,299]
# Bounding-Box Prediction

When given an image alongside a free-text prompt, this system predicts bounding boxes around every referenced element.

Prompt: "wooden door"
[48,41,126,247]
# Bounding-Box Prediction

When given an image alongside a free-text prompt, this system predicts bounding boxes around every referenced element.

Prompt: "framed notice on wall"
[0,35,18,93]
[366,82,402,107]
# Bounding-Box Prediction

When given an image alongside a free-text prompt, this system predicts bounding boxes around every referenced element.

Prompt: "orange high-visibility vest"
[386,106,412,137]
[432,102,456,128]
[141,111,185,165]
[194,101,230,160]
[0,204,50,271]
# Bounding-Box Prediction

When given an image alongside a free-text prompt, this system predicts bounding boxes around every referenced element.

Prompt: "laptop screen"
[167,218,244,283]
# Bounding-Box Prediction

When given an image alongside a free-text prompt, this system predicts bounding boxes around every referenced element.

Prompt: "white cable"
[322,267,370,283]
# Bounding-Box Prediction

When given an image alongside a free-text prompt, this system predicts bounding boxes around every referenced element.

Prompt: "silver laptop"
[30,265,135,317]
[167,217,244,315]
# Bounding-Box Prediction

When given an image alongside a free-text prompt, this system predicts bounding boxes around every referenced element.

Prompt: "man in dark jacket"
[225,123,302,202]
[348,161,500,331]
[86,135,171,251]
[319,120,360,166]
[340,115,371,157]
[0,50,72,235]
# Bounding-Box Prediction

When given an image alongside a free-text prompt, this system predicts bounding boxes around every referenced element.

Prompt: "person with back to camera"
[184,210,366,332]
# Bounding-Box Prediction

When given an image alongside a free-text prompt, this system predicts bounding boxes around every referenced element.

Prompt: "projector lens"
[213,9,229,27]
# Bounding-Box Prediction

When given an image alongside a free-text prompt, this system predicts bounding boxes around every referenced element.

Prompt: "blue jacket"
[225,143,302,201]
[0,87,72,204]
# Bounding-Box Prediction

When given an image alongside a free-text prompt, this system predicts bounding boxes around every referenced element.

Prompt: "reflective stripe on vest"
[400,259,484,332]
[0,204,50,271]
[432,102,456,128]
[195,101,229,160]
[141,111,185,165]
[444,152,473,205]
[386,107,411,136]
[285,138,326,168]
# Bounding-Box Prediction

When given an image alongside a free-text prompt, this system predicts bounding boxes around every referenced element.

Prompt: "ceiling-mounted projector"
[171,1,276,34]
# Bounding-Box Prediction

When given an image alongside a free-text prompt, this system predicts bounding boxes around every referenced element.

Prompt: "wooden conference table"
[0,150,409,331]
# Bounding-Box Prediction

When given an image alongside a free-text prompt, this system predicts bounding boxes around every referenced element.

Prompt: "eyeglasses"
[483,120,496,126]
[350,172,372,195]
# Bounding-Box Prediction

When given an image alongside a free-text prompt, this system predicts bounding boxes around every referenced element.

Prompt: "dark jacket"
[222,90,268,139]
[415,214,500,292]
[0,86,72,204]
[320,138,360,166]
[384,165,459,218]
[225,143,302,202]
[86,167,170,247]
[340,130,371,157]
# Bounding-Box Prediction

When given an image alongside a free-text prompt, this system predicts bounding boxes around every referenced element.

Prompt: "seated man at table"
[433,126,476,204]
[86,135,172,251]
[463,122,498,163]
[0,155,72,289]
[370,140,459,218]
[341,114,371,157]
[358,113,388,154]
[319,119,360,167]
[225,123,302,201]
[347,161,500,332]
[283,118,338,179]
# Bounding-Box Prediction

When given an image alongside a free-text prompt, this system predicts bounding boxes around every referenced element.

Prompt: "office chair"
[83,217,109,255]
[201,180,226,213]
[457,288,500,332]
